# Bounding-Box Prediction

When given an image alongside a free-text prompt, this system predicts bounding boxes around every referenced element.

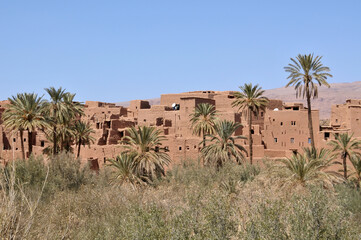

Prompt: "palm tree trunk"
[60,134,64,152]
[306,89,316,149]
[19,130,25,159]
[28,130,33,157]
[343,153,348,179]
[248,108,253,165]
[53,125,57,155]
[203,129,206,148]
[77,139,81,158]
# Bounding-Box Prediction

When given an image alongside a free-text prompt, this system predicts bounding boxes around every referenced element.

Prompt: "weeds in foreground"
[0,155,360,239]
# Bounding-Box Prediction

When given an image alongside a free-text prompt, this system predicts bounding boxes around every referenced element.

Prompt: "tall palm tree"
[73,121,95,158]
[328,133,361,179]
[190,103,218,148]
[44,87,68,155]
[60,93,84,151]
[285,54,333,148]
[2,93,48,158]
[274,147,341,188]
[123,126,171,182]
[202,120,247,169]
[232,83,268,165]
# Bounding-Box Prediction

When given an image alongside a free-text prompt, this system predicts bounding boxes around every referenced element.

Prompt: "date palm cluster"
[2,87,95,159]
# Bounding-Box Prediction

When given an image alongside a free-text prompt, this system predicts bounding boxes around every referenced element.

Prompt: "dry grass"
[0,154,360,239]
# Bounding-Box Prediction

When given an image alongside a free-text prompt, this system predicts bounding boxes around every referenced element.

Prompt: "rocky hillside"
[117,81,361,119]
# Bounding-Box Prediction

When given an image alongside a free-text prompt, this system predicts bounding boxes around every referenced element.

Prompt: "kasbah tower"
[0,90,360,170]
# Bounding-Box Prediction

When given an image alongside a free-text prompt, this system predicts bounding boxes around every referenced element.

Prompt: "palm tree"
[73,121,95,158]
[274,147,341,188]
[123,126,171,182]
[285,54,333,148]
[107,152,145,189]
[232,83,268,165]
[350,154,361,187]
[328,133,361,179]
[190,103,218,148]
[2,93,48,158]
[202,120,247,169]
[44,87,69,154]
[60,93,84,151]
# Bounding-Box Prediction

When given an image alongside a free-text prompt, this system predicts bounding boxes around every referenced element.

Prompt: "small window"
[260,112,264,117]
[194,145,197,149]
[273,119,275,122]
[290,138,295,143]
[143,119,146,122]
[24,138,26,142]
[274,138,278,143]
[336,119,338,123]
[16,148,18,150]
[41,141,45,147]
[308,138,311,144]
[179,146,182,151]
[324,132,330,140]
[13,138,16,142]
[251,129,254,134]
[186,146,190,150]
[291,121,296,126]
[280,122,283,126]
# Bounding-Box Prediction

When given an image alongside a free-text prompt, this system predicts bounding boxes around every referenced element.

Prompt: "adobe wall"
[263,104,320,153]
[4,93,361,170]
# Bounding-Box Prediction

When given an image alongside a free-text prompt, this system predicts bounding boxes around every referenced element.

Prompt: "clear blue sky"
[1,1,360,102]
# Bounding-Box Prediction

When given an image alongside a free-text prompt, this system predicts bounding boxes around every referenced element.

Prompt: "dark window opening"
[324,132,330,140]
[290,138,295,143]
[155,146,159,152]
[105,121,111,128]
[96,123,100,129]
[13,138,16,142]
[24,138,26,142]
[251,129,254,134]
[261,112,264,117]
[280,122,283,126]
[186,146,190,150]
[41,141,45,147]
[227,95,235,99]
[120,131,124,138]
[274,138,278,143]
[179,146,182,151]
[292,150,298,155]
